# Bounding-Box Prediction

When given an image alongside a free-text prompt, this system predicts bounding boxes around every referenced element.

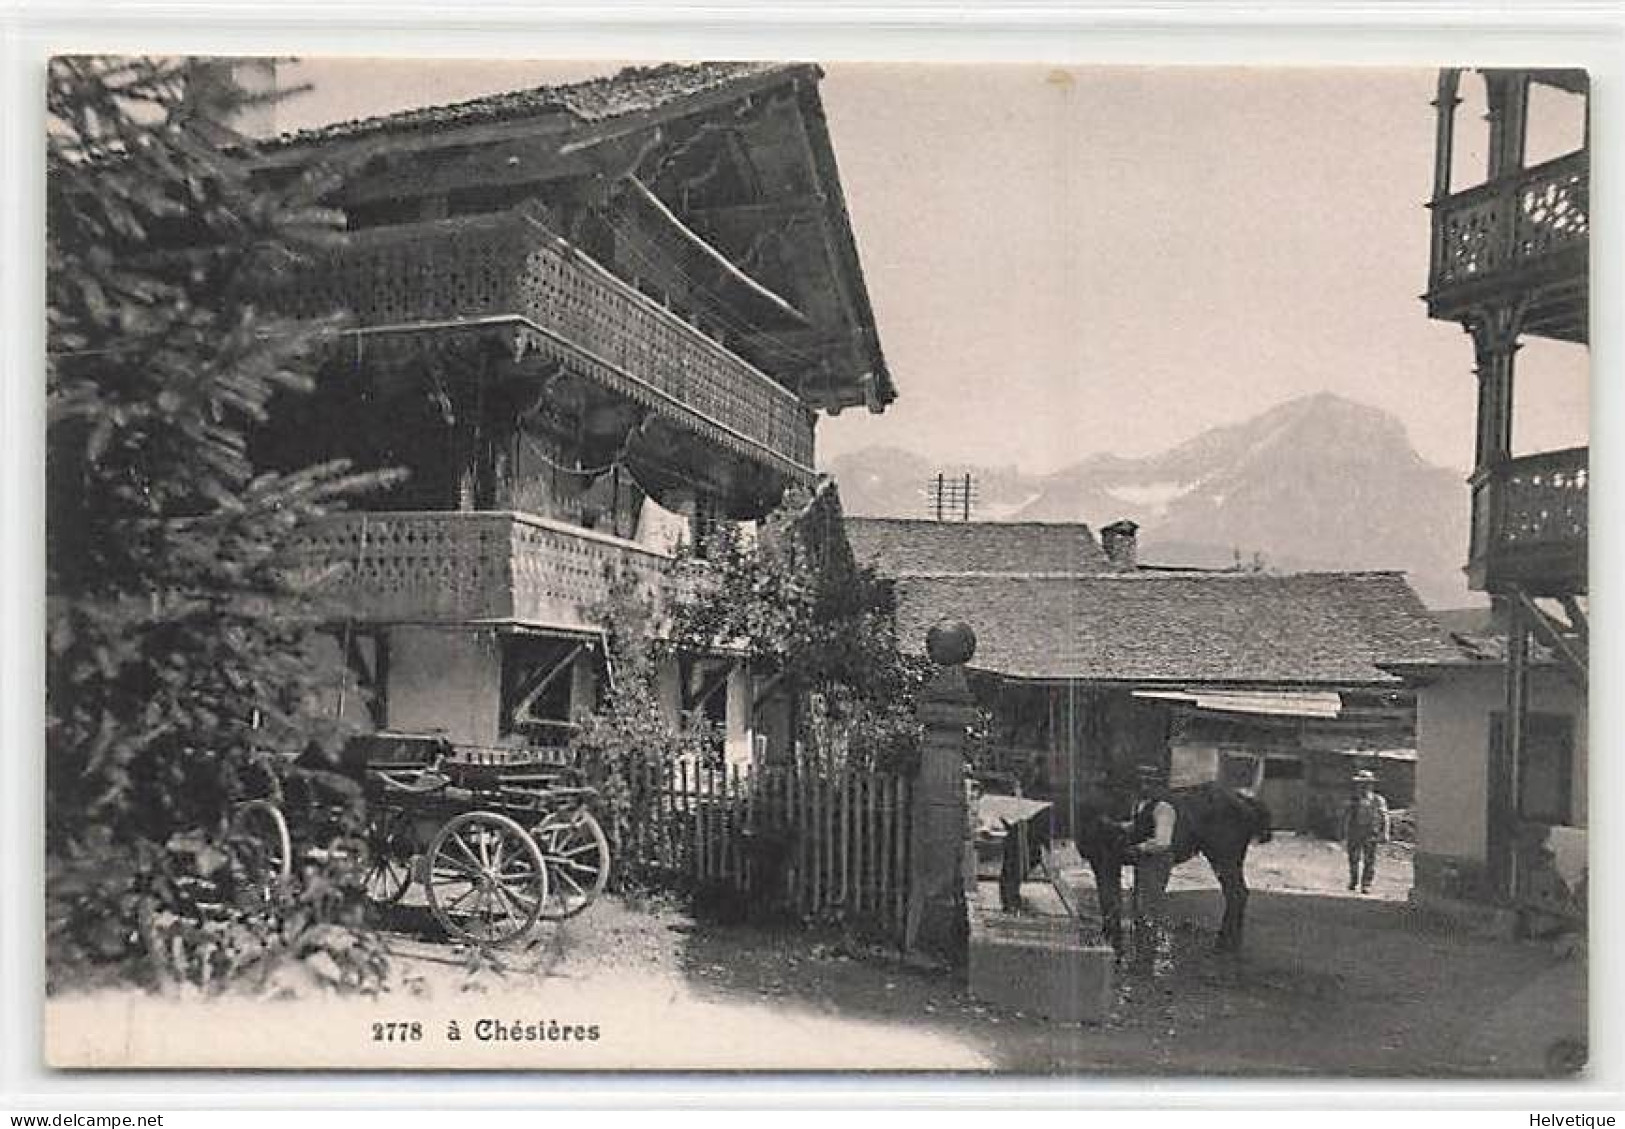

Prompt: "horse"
[1070,782,1273,954]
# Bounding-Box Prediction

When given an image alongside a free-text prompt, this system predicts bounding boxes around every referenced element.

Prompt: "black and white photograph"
[41,55,1590,1075]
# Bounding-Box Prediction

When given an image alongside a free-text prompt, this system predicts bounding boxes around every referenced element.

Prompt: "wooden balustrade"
[1430,150,1589,296]
[1468,446,1588,594]
[286,510,679,631]
[277,209,816,475]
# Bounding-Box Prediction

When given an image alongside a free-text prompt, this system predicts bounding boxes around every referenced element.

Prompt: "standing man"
[1129,765,1180,951]
[1343,769,1390,893]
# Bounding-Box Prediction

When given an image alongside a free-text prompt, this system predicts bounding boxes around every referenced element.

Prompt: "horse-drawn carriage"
[232,732,611,947]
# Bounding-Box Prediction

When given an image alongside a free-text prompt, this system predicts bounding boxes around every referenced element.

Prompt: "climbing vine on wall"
[668,483,929,773]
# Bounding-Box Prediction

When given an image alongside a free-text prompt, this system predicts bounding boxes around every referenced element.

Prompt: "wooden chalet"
[1411,68,1589,929]
[846,517,1458,835]
[263,62,894,756]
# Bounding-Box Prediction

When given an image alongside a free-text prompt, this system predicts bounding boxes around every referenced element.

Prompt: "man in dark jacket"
[1343,769,1390,893]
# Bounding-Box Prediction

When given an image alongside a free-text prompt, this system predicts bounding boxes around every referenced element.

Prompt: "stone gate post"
[904,620,978,958]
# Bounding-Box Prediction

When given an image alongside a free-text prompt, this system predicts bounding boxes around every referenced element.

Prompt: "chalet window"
[500,636,582,742]
[1489,711,1574,825]
[681,658,732,754]
[690,495,722,557]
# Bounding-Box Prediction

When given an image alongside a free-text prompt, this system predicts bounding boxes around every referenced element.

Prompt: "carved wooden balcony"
[1426,151,1589,341]
[277,209,816,478]
[1468,446,1588,595]
[286,510,680,632]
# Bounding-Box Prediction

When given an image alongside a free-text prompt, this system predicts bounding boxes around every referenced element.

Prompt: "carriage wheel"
[229,800,291,908]
[424,811,548,947]
[364,808,415,905]
[531,809,611,919]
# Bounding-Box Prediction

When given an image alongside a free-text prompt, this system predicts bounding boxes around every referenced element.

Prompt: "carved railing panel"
[1515,163,1589,261]
[287,510,677,631]
[279,211,814,475]
[1498,447,1589,551]
[1469,447,1588,590]
[1431,151,1588,290]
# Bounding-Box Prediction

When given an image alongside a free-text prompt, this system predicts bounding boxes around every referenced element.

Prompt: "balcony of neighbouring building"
[1467,446,1588,595]
[1426,151,1588,342]
[273,207,817,481]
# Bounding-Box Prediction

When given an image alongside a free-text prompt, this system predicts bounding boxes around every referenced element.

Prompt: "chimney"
[1101,520,1139,569]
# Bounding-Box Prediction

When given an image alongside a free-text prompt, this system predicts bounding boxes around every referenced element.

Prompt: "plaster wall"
[1415,664,1586,866]
[386,626,503,745]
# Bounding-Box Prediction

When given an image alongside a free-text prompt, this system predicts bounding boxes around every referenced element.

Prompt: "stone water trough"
[966,794,1114,1024]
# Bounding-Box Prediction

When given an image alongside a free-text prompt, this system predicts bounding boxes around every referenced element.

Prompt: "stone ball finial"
[926,620,977,666]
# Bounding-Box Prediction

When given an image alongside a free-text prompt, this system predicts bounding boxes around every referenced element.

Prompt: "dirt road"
[46,836,1586,1074]
[554,836,1585,1077]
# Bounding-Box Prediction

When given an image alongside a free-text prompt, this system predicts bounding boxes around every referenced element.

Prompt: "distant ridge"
[822,394,1475,608]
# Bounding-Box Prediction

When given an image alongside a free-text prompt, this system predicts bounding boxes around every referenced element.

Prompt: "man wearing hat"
[1343,769,1390,893]
[1128,764,1180,947]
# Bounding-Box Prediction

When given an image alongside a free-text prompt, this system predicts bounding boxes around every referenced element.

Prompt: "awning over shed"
[1333,747,1417,762]
[1133,688,1344,719]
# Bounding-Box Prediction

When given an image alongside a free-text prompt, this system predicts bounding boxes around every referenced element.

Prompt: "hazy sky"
[278,60,1590,475]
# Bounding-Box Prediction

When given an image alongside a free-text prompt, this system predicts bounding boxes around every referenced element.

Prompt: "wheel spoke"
[445,883,483,912]
[491,884,524,929]
[449,832,482,871]
[469,884,495,926]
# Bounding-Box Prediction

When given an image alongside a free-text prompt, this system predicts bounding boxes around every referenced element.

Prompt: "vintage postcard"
[43,57,1589,1074]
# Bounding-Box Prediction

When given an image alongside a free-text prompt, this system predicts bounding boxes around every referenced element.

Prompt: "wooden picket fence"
[616,760,913,938]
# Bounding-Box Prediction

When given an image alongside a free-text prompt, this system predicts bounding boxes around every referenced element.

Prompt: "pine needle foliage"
[46,56,395,992]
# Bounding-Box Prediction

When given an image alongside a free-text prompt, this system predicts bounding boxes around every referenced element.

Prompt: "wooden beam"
[752,670,787,710]
[510,643,585,726]
[336,136,599,206]
[342,629,388,729]
[1503,596,1530,900]
[623,177,810,326]
[686,194,829,222]
[1559,594,1589,644]
[682,659,736,715]
[1516,589,1588,686]
[1527,68,1589,95]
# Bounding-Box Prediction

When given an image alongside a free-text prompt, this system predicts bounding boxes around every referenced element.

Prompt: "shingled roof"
[845,517,1113,577]
[270,62,801,148]
[1386,605,1558,667]
[891,570,1461,685]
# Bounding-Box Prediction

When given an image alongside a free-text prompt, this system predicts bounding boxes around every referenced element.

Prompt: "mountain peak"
[823,395,1470,606]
